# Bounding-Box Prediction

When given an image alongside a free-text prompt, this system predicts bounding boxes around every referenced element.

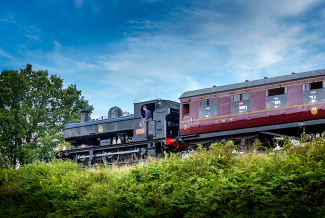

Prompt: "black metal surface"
[108,106,123,118]
[59,99,180,166]
[80,109,89,122]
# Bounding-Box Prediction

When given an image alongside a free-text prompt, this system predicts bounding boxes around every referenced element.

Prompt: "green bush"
[1,138,325,217]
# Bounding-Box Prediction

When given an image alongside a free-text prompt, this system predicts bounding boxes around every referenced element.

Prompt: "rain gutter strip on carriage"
[179,69,325,99]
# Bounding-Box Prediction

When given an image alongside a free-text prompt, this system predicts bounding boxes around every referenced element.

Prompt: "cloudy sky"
[1,0,325,118]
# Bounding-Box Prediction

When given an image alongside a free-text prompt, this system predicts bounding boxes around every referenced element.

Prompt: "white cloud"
[24,26,42,41]
[0,49,12,59]
[53,40,61,49]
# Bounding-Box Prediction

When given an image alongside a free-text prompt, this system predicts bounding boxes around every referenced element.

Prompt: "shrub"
[1,139,325,217]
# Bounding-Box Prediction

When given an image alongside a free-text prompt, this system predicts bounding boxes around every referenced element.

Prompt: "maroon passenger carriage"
[173,68,325,147]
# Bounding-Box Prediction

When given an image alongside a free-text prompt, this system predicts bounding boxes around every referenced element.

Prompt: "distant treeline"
[1,137,325,217]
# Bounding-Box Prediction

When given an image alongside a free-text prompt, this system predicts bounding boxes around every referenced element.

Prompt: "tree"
[0,64,93,168]
[123,111,131,116]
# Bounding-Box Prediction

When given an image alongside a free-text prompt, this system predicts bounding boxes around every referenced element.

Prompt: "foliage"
[123,111,132,116]
[58,139,71,152]
[1,138,325,217]
[0,64,93,168]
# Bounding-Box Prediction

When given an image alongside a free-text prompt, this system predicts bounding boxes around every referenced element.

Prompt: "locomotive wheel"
[107,149,120,164]
[141,150,148,161]
[132,147,141,162]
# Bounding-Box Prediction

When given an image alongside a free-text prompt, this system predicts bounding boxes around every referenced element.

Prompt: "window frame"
[182,103,190,119]
[302,81,325,104]
[231,93,251,102]
[265,87,288,109]
[266,87,287,97]
[198,98,218,118]
[303,81,324,91]
[199,98,217,107]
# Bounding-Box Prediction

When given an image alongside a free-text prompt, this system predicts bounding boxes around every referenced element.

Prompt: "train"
[56,68,325,166]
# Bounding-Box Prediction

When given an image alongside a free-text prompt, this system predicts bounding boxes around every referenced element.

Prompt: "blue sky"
[1,0,325,118]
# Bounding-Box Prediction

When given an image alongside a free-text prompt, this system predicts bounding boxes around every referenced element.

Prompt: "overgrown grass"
[1,138,325,217]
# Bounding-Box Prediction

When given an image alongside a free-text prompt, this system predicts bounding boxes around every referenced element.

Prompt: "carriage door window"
[198,98,217,118]
[182,104,190,118]
[231,93,251,114]
[266,87,287,109]
[303,81,325,104]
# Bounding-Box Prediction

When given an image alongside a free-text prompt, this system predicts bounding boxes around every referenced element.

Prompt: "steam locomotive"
[56,100,186,166]
[57,68,325,166]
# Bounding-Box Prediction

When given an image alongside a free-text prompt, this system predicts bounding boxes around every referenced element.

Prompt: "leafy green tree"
[0,64,93,168]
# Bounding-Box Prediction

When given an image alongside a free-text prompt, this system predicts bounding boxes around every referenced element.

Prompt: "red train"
[176,69,325,147]
[58,68,325,165]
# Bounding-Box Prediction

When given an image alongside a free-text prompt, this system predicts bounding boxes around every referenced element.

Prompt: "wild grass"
[1,137,325,217]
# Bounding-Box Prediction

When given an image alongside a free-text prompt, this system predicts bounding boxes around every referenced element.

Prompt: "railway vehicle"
[56,68,325,165]
[56,99,185,166]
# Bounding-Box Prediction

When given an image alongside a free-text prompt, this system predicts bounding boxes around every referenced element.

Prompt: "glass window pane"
[231,100,251,114]
[198,105,217,118]
[242,93,250,100]
[303,89,325,104]
[233,94,240,102]
[200,99,207,106]
[208,98,217,105]
[156,101,163,109]
[266,95,287,109]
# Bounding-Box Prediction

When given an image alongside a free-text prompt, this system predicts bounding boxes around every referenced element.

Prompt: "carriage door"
[180,102,192,135]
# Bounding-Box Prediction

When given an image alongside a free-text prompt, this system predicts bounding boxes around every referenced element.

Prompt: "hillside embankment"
[1,137,325,218]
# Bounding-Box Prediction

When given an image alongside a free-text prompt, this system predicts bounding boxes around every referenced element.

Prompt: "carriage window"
[182,104,190,118]
[232,94,240,102]
[209,98,217,105]
[303,82,325,104]
[242,93,250,100]
[200,99,207,106]
[231,93,251,114]
[232,93,251,101]
[266,95,287,109]
[267,87,286,96]
[231,100,251,114]
[266,87,287,109]
[303,81,323,91]
[198,98,217,118]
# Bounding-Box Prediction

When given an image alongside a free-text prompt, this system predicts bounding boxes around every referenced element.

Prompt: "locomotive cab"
[133,99,180,141]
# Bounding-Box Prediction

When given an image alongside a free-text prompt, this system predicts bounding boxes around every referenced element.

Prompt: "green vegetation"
[0,64,93,168]
[1,137,325,217]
